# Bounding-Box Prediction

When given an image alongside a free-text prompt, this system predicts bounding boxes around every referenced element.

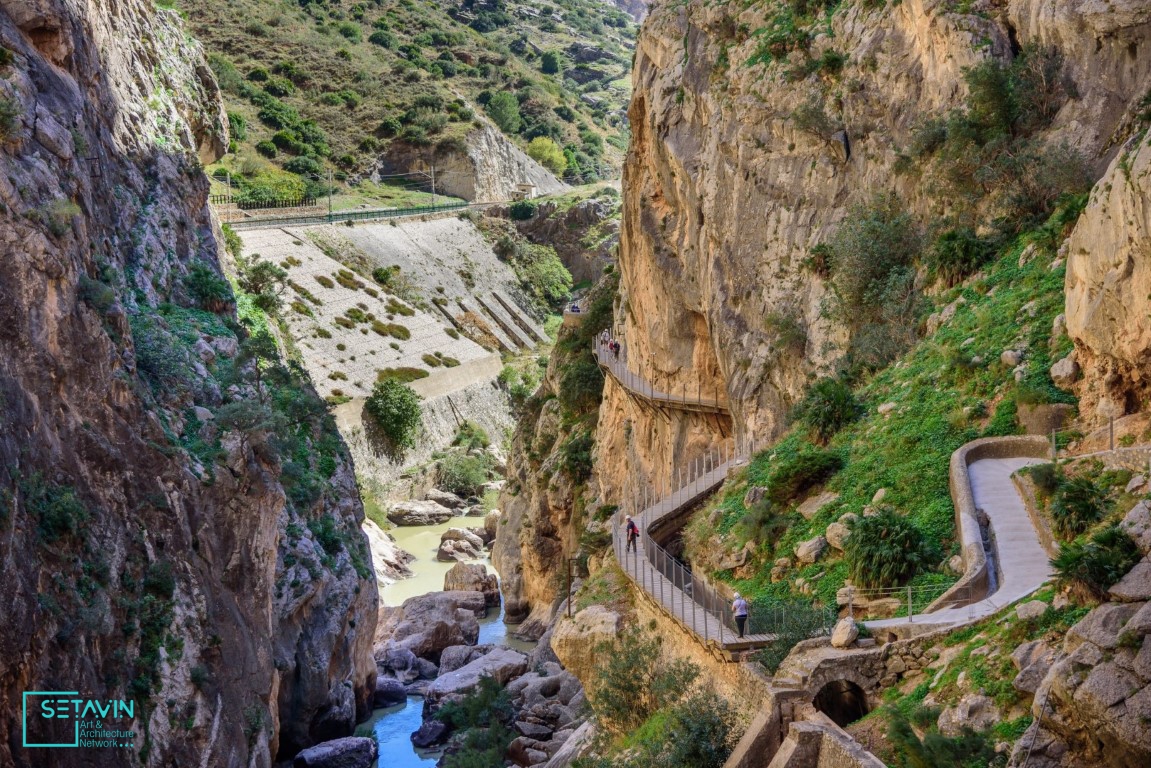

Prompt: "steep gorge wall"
[1065,132,1151,423]
[0,2,375,766]
[595,0,1151,501]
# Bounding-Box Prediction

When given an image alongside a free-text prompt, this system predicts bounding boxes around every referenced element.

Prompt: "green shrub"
[589,627,699,736]
[558,356,604,414]
[376,367,428,383]
[337,22,362,43]
[1051,475,1106,539]
[527,137,567,174]
[436,676,516,768]
[886,708,998,768]
[437,453,491,497]
[844,508,928,589]
[767,447,842,504]
[0,96,19,139]
[485,91,522,134]
[1052,524,1141,600]
[364,378,422,448]
[541,50,563,75]
[928,227,996,286]
[826,193,922,327]
[452,421,491,450]
[368,29,396,48]
[185,263,234,311]
[792,377,861,443]
[255,140,277,158]
[751,598,836,673]
[371,321,410,340]
[1028,462,1061,498]
[78,275,116,314]
[509,200,538,220]
[738,498,787,544]
[23,475,88,543]
[561,432,595,483]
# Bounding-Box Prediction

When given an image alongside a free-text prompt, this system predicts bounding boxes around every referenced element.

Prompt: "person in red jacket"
[625,515,639,552]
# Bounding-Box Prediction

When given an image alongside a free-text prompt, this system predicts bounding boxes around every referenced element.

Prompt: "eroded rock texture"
[1065,135,1151,423]
[0,2,376,765]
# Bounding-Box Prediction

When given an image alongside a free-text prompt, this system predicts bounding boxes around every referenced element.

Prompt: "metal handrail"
[223,201,471,230]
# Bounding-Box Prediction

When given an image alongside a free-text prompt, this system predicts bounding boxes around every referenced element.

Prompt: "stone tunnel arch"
[812,679,870,727]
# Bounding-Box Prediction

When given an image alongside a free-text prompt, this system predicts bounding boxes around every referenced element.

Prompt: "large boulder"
[388,500,453,526]
[797,492,839,520]
[426,647,529,703]
[437,538,483,562]
[444,562,501,607]
[374,677,406,707]
[825,522,850,551]
[937,694,998,737]
[293,737,378,768]
[385,592,487,661]
[794,536,827,564]
[426,488,467,509]
[439,644,494,674]
[551,606,621,686]
[1109,556,1151,602]
[485,510,501,540]
[411,720,448,748]
[443,527,485,550]
[830,617,859,648]
[1121,501,1151,555]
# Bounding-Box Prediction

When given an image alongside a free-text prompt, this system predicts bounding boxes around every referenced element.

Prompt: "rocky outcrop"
[592,0,1151,504]
[1010,599,1151,767]
[362,519,414,593]
[380,591,487,662]
[506,190,622,284]
[0,2,376,766]
[425,647,529,703]
[550,606,623,687]
[1065,134,1151,423]
[388,500,455,526]
[444,562,501,607]
[292,737,378,768]
[379,122,566,203]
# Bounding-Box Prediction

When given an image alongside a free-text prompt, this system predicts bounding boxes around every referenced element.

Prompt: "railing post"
[908,584,914,623]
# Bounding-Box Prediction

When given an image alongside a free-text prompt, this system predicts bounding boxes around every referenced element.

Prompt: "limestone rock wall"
[595,0,1151,499]
[377,122,567,203]
[0,2,376,766]
[1065,134,1151,423]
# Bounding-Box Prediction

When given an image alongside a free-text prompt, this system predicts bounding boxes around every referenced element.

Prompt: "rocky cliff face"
[1065,132,1151,423]
[378,122,567,203]
[594,0,1151,500]
[0,2,375,766]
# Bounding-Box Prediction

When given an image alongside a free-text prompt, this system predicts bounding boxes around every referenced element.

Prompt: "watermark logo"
[22,692,137,749]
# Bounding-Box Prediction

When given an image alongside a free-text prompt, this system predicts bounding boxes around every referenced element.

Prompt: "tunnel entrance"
[812,680,869,727]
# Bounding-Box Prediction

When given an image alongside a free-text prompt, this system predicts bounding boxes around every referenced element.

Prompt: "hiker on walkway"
[732,592,749,638]
[612,340,620,360]
[600,329,609,346]
[625,515,639,552]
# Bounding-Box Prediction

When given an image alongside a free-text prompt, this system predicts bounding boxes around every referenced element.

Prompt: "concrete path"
[867,456,1050,628]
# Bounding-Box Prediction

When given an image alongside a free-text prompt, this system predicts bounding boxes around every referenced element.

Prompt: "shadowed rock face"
[0,2,376,765]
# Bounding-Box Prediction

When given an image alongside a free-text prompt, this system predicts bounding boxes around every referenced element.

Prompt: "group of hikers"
[598,329,621,359]
[623,514,753,638]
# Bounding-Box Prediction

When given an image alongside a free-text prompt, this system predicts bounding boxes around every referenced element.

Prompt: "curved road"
[867,456,1051,628]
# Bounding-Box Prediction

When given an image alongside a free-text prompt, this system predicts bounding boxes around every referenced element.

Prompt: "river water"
[370,518,535,766]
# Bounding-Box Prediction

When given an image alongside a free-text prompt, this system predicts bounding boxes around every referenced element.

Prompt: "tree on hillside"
[526,137,567,175]
[485,91,522,134]
[541,50,564,75]
[365,378,422,449]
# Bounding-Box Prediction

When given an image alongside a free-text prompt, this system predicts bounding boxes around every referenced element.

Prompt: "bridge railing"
[592,338,730,411]
[218,201,471,230]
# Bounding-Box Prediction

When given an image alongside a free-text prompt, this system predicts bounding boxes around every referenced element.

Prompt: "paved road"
[867,456,1050,628]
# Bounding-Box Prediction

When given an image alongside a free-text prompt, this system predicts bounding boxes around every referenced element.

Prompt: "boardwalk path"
[593,338,1053,657]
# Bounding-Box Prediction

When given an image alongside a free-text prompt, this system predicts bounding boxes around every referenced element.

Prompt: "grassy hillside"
[175,0,636,204]
[685,200,1081,612]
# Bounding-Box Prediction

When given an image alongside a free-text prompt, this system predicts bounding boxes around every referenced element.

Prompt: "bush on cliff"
[793,376,862,444]
[1052,524,1141,601]
[364,378,422,448]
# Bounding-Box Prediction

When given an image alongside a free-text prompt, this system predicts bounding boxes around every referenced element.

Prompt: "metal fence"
[593,337,730,412]
[222,201,470,230]
[210,195,318,210]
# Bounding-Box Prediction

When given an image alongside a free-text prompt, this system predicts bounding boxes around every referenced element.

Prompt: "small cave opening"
[813,680,870,728]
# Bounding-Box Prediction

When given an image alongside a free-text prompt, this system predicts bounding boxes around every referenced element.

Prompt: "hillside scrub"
[364,378,422,449]
[184,0,636,199]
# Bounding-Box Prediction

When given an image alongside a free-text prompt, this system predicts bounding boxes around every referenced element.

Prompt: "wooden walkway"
[594,339,730,414]
[595,340,776,657]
